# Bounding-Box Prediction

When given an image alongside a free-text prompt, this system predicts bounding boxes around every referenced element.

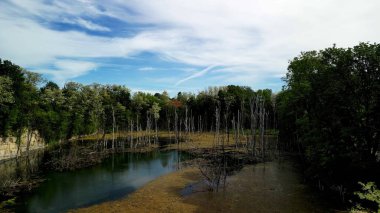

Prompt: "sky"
[0,0,379,95]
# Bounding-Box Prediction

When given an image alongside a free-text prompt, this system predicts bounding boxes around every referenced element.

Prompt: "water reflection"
[12,150,188,213]
[184,158,331,213]
[0,150,44,187]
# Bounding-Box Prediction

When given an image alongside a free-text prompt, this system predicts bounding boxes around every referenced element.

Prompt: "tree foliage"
[0,59,276,145]
[277,43,380,191]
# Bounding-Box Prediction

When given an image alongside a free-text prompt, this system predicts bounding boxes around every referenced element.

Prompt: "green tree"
[278,43,380,194]
[150,102,161,143]
[0,76,14,106]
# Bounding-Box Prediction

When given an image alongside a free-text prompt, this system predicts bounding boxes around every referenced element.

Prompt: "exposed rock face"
[0,131,45,161]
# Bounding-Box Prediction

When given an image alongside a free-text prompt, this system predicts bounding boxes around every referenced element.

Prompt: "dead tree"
[237,110,241,148]
[191,115,195,137]
[129,120,134,149]
[265,111,269,152]
[26,122,33,156]
[146,112,152,146]
[214,105,221,147]
[259,98,265,160]
[112,105,115,151]
[185,106,189,143]
[166,109,171,138]
[224,98,232,146]
[198,115,202,134]
[154,114,158,145]
[232,115,238,149]
[174,108,179,145]
[249,97,255,156]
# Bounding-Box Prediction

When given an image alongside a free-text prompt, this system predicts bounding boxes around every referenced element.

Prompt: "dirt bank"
[73,167,202,213]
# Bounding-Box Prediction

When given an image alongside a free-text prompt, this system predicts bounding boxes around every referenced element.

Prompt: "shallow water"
[183,157,335,212]
[10,150,188,213]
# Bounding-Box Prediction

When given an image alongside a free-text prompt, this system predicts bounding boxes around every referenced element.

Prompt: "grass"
[78,130,277,153]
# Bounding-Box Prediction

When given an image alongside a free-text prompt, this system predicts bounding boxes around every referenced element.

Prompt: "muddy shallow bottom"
[76,157,337,213]
[183,160,332,212]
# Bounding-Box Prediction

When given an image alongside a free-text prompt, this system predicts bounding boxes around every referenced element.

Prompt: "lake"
[8,150,189,213]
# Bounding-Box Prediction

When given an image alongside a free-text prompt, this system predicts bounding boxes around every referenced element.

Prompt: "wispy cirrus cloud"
[0,0,379,91]
[37,60,97,85]
[62,18,111,32]
[175,65,218,86]
[138,67,155,72]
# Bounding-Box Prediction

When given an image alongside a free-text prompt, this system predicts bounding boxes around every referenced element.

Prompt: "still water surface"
[13,150,188,213]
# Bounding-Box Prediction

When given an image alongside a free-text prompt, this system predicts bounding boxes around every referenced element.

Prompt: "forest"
[0,42,379,212]
[277,43,380,211]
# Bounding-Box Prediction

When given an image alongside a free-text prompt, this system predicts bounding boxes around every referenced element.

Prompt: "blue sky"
[0,0,379,96]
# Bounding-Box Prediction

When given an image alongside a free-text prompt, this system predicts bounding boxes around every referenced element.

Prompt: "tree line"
[276,42,380,205]
[0,59,276,152]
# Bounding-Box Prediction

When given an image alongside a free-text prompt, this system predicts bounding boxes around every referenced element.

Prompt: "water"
[183,157,335,212]
[2,149,339,212]
[10,150,188,213]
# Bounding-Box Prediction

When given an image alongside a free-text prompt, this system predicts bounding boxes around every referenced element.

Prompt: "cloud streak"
[62,18,111,32]
[175,65,218,86]
[36,60,97,85]
[0,0,379,89]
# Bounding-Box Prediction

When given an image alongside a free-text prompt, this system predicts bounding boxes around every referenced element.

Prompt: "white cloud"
[35,60,97,85]
[0,0,379,88]
[130,88,166,95]
[138,67,155,72]
[175,65,218,86]
[62,18,111,32]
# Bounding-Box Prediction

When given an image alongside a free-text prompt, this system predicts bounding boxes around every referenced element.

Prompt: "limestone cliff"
[0,130,45,161]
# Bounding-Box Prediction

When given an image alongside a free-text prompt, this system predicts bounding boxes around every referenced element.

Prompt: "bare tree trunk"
[169,117,172,142]
[26,123,32,156]
[166,109,171,140]
[249,98,255,155]
[175,108,179,145]
[191,115,195,137]
[96,128,100,147]
[102,129,106,150]
[198,116,202,134]
[112,106,115,151]
[265,112,269,152]
[225,104,230,146]
[215,106,220,148]
[135,115,139,149]
[117,125,120,148]
[146,113,151,146]
[185,106,188,143]
[198,115,200,134]
[130,120,134,149]
[179,118,182,142]
[135,123,142,149]
[250,97,259,156]
[16,129,22,159]
[155,117,158,145]
[232,116,238,149]
[237,110,241,148]
[260,99,265,161]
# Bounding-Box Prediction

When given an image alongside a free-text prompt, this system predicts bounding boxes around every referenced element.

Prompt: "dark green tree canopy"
[277,42,380,187]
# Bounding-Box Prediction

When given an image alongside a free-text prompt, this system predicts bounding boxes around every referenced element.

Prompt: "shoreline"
[72,166,203,213]
[0,132,275,212]
[73,157,335,213]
